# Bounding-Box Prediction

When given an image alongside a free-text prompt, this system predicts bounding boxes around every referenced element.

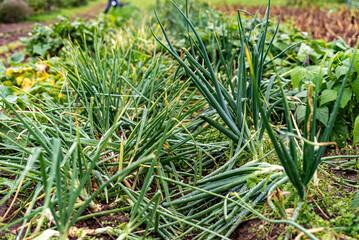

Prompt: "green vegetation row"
[0,1,358,239]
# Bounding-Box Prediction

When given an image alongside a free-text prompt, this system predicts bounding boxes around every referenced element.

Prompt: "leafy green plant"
[1,59,63,101]
[290,46,359,147]
[255,48,357,200]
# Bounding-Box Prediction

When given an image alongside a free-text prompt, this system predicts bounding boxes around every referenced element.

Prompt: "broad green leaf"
[332,38,349,51]
[327,52,344,79]
[296,105,306,124]
[273,40,289,51]
[0,113,10,120]
[309,66,323,86]
[316,107,329,126]
[340,89,352,108]
[352,78,359,102]
[296,105,328,126]
[335,66,349,79]
[351,191,359,209]
[331,123,348,148]
[0,86,14,97]
[320,89,337,106]
[354,50,359,73]
[297,43,312,62]
[33,44,51,57]
[326,80,336,90]
[353,116,359,144]
[0,86,17,103]
[291,67,307,88]
[8,53,24,65]
[295,90,307,98]
[246,177,256,189]
[332,83,341,92]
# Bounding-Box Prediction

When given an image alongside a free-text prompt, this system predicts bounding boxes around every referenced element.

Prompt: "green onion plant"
[152,0,294,152]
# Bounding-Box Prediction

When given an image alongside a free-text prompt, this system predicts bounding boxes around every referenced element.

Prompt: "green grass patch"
[27,0,104,22]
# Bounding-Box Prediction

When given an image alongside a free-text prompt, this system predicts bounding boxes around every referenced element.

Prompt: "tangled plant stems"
[153,0,358,239]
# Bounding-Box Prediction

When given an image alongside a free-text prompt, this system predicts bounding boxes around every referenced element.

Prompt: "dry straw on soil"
[219,5,359,47]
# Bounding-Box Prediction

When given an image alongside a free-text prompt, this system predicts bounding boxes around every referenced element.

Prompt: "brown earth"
[230,219,262,240]
[230,218,291,240]
[0,199,130,239]
[324,144,359,194]
[69,205,129,240]
[218,5,359,47]
[0,196,26,239]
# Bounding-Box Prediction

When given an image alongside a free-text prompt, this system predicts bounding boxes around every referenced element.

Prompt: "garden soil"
[230,219,291,240]
[219,5,359,47]
[1,3,359,240]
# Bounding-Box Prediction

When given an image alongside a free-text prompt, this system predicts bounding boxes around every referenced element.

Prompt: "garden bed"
[219,5,359,47]
[0,1,358,239]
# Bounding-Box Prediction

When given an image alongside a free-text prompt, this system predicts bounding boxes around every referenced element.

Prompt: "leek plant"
[152,1,357,238]
[0,92,129,239]
[152,0,355,203]
[157,160,285,239]
[62,39,172,135]
[0,32,228,238]
[152,0,293,151]
[3,1,355,238]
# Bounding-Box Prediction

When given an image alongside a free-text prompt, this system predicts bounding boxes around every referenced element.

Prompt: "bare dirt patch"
[0,197,25,238]
[69,205,129,240]
[230,218,290,240]
[324,144,359,190]
[219,5,359,47]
